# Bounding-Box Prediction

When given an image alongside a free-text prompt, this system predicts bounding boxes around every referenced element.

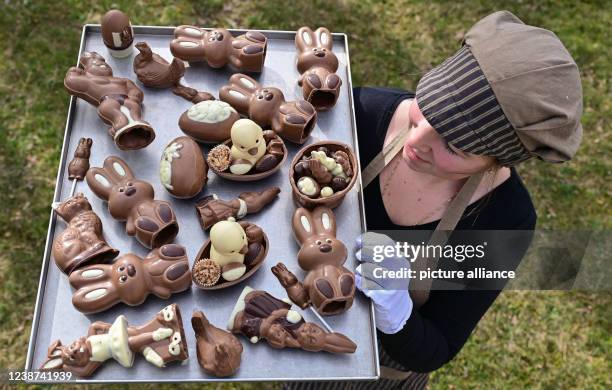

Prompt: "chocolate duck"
[133,42,185,89]
[192,311,242,377]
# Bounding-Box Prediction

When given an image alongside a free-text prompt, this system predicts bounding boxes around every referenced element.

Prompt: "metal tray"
[25,25,378,383]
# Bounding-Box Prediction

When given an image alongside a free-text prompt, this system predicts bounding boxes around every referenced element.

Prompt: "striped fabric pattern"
[416,46,531,166]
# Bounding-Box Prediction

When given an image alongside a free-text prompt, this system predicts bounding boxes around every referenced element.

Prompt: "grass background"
[0,0,609,388]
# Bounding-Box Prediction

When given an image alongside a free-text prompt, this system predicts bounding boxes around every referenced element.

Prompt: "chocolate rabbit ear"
[322,332,357,354]
[311,206,336,236]
[40,340,65,371]
[102,155,134,183]
[219,73,258,114]
[314,27,333,50]
[292,207,315,245]
[86,167,114,200]
[71,279,120,314]
[69,265,110,289]
[170,26,207,61]
[296,27,316,52]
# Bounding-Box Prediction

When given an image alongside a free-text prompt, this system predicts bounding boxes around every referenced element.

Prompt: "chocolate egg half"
[160,136,208,198]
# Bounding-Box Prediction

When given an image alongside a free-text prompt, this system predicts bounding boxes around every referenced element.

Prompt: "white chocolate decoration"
[162,305,175,321]
[240,77,255,89]
[85,288,107,300]
[81,268,104,278]
[320,186,334,197]
[113,161,126,176]
[321,212,331,230]
[250,336,259,344]
[168,332,182,356]
[286,310,302,324]
[184,27,202,36]
[179,41,198,48]
[143,346,164,367]
[95,173,111,188]
[297,176,318,196]
[153,327,173,341]
[187,100,237,123]
[160,141,183,190]
[311,150,347,179]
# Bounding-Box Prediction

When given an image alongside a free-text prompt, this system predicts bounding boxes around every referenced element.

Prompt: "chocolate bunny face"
[86,156,178,248]
[295,27,338,74]
[219,73,317,144]
[86,156,153,220]
[292,206,347,271]
[295,27,342,110]
[69,244,191,314]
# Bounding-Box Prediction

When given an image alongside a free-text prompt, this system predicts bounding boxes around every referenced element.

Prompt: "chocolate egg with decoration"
[160,136,208,198]
[101,9,134,58]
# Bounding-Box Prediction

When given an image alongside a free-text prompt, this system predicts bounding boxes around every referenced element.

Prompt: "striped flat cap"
[416,11,583,166]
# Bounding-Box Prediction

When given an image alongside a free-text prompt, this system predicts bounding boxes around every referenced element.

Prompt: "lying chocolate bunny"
[69,244,191,314]
[295,27,342,110]
[219,73,317,144]
[272,206,355,315]
[170,26,267,72]
[64,52,155,150]
[86,156,179,248]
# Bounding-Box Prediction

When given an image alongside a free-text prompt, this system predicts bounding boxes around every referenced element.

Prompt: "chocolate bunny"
[295,27,342,110]
[68,137,93,180]
[52,193,119,275]
[170,26,267,72]
[272,206,355,315]
[69,244,191,313]
[86,156,179,249]
[64,52,155,150]
[219,73,317,144]
[228,287,356,353]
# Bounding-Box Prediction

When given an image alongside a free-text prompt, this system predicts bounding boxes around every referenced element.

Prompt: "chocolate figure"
[195,187,280,230]
[101,9,134,58]
[68,138,93,180]
[227,287,356,353]
[133,41,186,89]
[272,207,355,316]
[170,26,267,72]
[40,304,188,377]
[219,73,317,144]
[64,52,155,150]
[192,311,243,377]
[86,156,179,249]
[52,193,119,275]
[295,27,342,110]
[70,244,191,314]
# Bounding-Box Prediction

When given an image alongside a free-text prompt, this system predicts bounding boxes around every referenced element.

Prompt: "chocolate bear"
[219,73,317,144]
[52,193,119,275]
[64,52,155,150]
[170,26,267,72]
[295,27,342,110]
[69,244,191,314]
[86,156,179,249]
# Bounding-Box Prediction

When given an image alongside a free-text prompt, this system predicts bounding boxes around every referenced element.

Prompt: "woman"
[287,10,582,390]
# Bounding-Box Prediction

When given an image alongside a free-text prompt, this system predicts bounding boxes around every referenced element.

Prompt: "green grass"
[0,0,610,389]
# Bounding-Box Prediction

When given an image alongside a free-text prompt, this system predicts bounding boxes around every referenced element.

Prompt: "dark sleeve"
[379,204,536,373]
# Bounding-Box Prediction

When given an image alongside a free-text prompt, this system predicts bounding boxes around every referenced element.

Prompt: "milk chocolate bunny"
[86,156,179,248]
[170,26,267,72]
[219,73,317,144]
[295,27,342,110]
[64,52,155,150]
[69,244,191,313]
[52,193,119,275]
[272,206,355,315]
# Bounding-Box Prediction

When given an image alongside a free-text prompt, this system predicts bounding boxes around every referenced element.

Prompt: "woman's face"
[402,99,496,180]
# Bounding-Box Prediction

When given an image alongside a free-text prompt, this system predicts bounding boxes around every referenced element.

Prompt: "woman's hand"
[355,232,413,334]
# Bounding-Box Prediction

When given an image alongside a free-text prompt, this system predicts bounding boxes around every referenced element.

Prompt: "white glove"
[355,232,413,334]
